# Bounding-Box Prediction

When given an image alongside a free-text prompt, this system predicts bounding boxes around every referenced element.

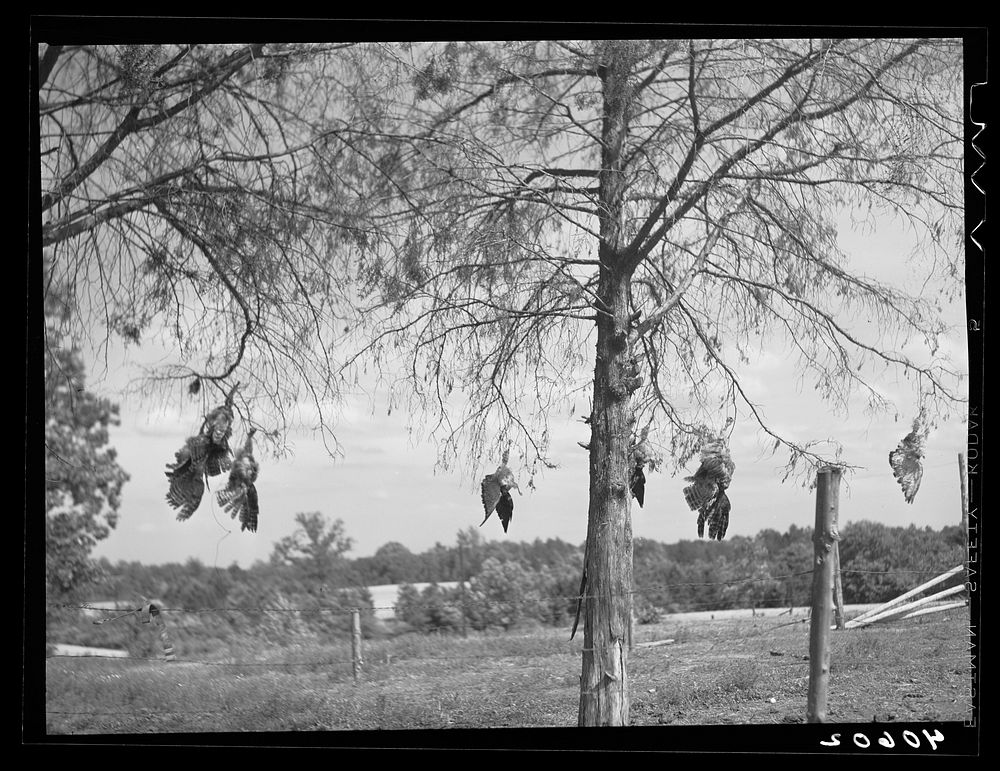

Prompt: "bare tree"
[316,39,966,725]
[38,42,365,451]
[35,37,967,727]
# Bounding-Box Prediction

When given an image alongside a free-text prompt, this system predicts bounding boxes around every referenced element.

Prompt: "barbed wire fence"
[44,455,976,730]
[44,560,973,731]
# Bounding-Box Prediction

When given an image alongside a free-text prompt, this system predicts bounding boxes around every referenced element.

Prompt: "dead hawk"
[217,429,260,533]
[480,450,521,533]
[889,410,929,504]
[683,423,735,541]
[165,382,239,521]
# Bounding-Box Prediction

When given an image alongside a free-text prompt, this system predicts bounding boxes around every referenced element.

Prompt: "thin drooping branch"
[700,267,964,402]
[629,183,755,345]
[152,201,255,384]
[676,297,856,474]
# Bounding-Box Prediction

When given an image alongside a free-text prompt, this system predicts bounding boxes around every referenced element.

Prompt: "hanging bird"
[495,489,514,533]
[696,488,732,541]
[683,420,735,541]
[165,435,211,520]
[889,409,929,504]
[164,382,240,521]
[480,449,521,533]
[630,429,658,509]
[200,383,238,447]
[217,429,260,533]
[631,463,646,508]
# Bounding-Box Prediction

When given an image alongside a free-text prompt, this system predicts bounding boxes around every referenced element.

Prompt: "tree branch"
[152,201,255,383]
[38,44,63,91]
[41,44,264,214]
[628,183,755,346]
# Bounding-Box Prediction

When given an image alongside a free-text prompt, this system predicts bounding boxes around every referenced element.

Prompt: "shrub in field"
[421,583,465,631]
[465,557,545,631]
[328,585,376,632]
[634,594,661,625]
[395,582,429,630]
[223,590,318,647]
[529,563,580,625]
[395,582,465,633]
[838,521,965,603]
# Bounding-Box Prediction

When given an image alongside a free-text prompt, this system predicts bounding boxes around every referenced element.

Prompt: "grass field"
[44,606,973,735]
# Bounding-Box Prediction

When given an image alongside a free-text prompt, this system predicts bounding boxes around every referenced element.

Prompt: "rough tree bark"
[578,46,640,727]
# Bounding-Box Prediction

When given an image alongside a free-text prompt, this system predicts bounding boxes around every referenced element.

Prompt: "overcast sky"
[79,213,971,570]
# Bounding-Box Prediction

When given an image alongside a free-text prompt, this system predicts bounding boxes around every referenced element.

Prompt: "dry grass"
[44,608,973,735]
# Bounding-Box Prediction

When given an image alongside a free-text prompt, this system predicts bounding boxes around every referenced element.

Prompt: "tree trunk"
[578,44,636,727]
[578,269,636,726]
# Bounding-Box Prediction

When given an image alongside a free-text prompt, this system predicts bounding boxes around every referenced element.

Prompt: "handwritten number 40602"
[821,729,944,751]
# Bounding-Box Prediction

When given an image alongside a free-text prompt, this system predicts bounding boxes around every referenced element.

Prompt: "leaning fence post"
[958,452,969,563]
[351,608,363,683]
[807,465,842,723]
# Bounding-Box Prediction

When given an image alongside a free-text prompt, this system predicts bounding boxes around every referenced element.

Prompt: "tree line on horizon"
[49,515,964,651]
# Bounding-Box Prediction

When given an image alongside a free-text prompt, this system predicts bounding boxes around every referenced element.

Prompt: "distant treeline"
[355,520,966,611]
[48,520,965,652]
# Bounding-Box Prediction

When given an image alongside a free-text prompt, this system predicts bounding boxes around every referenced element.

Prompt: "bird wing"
[683,474,718,511]
[706,491,731,541]
[684,434,734,514]
[176,433,232,477]
[165,440,206,520]
[217,476,246,511]
[631,465,645,508]
[889,412,928,504]
[165,467,205,521]
[496,490,514,533]
[203,439,233,477]
[240,485,259,533]
[889,446,924,504]
[480,474,501,525]
[699,444,734,487]
[218,482,259,533]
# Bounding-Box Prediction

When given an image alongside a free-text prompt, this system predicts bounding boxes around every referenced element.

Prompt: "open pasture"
[44,606,972,736]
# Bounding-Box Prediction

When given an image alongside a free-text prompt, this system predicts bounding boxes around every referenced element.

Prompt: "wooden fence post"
[351,608,363,683]
[458,541,469,639]
[807,465,842,723]
[959,452,969,560]
[832,542,846,630]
